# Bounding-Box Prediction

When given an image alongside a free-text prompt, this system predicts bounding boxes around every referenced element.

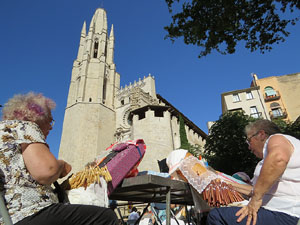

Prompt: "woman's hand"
[58,160,72,178]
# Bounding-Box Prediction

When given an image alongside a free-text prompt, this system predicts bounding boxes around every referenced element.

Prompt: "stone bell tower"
[59,8,120,173]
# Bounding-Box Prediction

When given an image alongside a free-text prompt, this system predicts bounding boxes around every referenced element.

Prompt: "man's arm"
[228,182,253,196]
[252,135,293,200]
[236,135,293,225]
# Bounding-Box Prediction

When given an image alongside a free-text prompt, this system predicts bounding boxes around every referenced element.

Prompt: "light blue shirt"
[128,211,139,225]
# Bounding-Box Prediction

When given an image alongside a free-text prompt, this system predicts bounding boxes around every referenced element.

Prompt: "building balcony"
[250,112,263,119]
[269,109,288,119]
[264,91,280,102]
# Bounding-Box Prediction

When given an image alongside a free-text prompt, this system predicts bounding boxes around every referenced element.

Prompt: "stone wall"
[59,103,115,173]
[132,110,174,171]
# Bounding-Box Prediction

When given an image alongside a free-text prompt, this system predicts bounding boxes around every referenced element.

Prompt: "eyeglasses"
[50,119,55,128]
[246,131,260,145]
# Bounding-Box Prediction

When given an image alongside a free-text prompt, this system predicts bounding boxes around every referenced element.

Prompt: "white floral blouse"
[0,120,58,224]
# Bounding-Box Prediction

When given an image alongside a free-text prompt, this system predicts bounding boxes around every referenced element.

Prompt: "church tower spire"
[59,8,120,173]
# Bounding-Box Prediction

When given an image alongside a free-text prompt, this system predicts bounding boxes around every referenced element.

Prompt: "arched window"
[93,39,99,58]
[102,76,107,104]
[270,102,284,118]
[264,86,277,97]
[75,76,81,101]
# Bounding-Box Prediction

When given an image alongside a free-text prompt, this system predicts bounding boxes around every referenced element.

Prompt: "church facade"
[59,8,207,173]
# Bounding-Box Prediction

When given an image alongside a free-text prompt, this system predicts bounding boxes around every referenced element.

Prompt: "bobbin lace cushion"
[179,156,217,194]
[0,120,58,224]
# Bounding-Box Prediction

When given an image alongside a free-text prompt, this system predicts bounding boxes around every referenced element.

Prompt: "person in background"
[0,92,118,225]
[232,171,252,184]
[128,207,139,225]
[207,119,300,225]
[139,209,154,225]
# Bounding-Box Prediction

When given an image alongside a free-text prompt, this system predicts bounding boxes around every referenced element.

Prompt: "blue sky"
[1,0,299,158]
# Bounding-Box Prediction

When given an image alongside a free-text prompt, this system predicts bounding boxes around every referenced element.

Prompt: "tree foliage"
[203,111,258,177]
[179,114,190,149]
[273,118,300,139]
[179,114,202,157]
[164,0,300,57]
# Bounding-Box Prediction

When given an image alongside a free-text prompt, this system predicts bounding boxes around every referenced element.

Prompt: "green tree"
[273,118,300,139]
[179,114,202,157]
[164,0,300,57]
[203,111,258,177]
[179,114,190,149]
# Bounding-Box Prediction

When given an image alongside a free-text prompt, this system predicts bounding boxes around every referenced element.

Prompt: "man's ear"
[260,130,268,141]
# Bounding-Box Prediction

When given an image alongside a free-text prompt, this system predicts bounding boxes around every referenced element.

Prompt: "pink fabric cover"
[106,139,145,196]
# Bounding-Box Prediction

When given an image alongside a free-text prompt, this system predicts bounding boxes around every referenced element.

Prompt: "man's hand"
[236,196,262,225]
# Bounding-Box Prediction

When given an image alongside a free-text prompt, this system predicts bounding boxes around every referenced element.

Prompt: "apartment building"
[251,73,300,122]
[221,86,270,120]
[221,73,300,122]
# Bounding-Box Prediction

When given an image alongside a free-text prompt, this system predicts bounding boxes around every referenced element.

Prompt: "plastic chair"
[157,159,169,173]
[0,192,13,225]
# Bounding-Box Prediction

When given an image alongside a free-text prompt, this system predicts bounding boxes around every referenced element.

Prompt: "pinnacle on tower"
[109,24,114,39]
[107,24,115,64]
[81,21,86,36]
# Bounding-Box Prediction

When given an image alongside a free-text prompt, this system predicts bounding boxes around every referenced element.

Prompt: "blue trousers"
[206,207,299,225]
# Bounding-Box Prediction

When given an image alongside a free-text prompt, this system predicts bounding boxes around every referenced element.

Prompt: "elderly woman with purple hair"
[0,92,118,225]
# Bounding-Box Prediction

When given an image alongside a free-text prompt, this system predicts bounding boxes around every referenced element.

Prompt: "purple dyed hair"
[2,92,56,123]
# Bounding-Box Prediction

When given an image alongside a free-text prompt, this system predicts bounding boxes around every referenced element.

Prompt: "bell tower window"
[102,76,107,104]
[93,39,99,58]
